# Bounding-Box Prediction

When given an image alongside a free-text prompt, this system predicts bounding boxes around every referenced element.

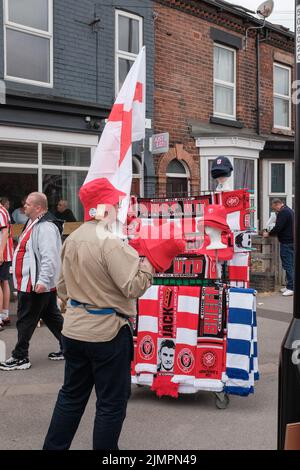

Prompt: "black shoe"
[48,351,64,361]
[0,356,31,371]
[2,317,11,326]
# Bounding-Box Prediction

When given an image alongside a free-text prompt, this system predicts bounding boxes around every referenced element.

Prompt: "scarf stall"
[128,189,259,409]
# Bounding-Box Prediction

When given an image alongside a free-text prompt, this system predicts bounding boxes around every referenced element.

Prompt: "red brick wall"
[153,2,294,193]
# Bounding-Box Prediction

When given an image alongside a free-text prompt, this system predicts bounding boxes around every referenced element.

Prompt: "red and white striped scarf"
[12,219,38,292]
[172,286,200,385]
[228,252,250,288]
[135,285,159,382]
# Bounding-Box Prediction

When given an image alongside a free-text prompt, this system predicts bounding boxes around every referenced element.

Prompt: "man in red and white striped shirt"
[0,196,14,330]
[0,192,64,370]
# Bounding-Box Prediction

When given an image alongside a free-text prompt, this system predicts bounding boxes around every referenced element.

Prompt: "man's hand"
[35,283,47,294]
[139,257,155,274]
[262,230,269,238]
[57,297,67,313]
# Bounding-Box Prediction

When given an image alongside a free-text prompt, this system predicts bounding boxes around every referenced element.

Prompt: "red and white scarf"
[194,337,226,391]
[12,218,39,292]
[228,252,250,287]
[172,286,200,385]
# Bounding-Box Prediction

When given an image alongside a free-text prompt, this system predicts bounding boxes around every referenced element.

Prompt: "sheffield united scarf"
[204,256,222,279]
[151,286,179,398]
[135,285,159,376]
[171,286,200,385]
[199,287,225,338]
[194,337,225,392]
[217,190,251,232]
[228,252,250,287]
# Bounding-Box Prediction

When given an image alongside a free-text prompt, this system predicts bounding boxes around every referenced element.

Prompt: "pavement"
[0,291,294,450]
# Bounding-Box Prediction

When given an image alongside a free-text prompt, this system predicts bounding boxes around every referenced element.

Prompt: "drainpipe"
[256,31,261,135]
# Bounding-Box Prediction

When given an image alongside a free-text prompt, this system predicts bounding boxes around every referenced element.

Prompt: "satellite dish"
[256,0,274,19]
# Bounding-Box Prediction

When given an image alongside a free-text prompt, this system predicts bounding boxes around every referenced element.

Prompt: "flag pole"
[141,138,145,197]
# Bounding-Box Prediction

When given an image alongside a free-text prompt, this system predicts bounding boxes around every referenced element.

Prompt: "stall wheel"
[215,392,230,409]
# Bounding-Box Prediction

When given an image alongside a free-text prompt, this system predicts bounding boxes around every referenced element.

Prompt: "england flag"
[84,46,146,223]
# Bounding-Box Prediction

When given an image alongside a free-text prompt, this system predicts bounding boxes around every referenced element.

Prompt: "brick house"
[0,0,155,220]
[153,0,295,230]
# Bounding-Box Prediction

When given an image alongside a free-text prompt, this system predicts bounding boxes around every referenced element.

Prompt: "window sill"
[272,127,294,137]
[210,116,244,128]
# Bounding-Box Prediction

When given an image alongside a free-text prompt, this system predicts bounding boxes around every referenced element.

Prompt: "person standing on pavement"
[0,192,64,370]
[0,197,14,331]
[263,198,294,296]
[43,178,154,450]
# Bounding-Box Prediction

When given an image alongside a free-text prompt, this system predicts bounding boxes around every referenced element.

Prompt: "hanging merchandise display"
[127,187,259,408]
[217,189,252,232]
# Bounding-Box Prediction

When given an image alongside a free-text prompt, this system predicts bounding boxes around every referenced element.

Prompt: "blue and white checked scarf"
[223,287,259,396]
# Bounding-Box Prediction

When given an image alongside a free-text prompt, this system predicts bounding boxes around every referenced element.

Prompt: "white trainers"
[280,287,287,293]
[0,356,31,370]
[282,289,294,297]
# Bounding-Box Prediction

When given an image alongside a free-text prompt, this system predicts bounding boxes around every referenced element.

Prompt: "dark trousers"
[280,243,294,291]
[12,291,63,359]
[43,325,133,450]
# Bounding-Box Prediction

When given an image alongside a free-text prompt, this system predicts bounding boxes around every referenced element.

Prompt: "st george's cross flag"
[84,46,146,223]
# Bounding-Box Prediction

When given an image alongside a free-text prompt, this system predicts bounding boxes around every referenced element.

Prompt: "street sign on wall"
[150,132,169,154]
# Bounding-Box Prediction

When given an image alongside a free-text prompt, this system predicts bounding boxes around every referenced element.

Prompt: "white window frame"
[115,9,143,96]
[0,127,99,195]
[213,43,237,121]
[262,160,294,227]
[3,0,53,87]
[268,161,287,196]
[273,63,292,131]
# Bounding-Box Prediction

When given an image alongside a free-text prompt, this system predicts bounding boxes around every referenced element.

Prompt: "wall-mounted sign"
[150,132,169,154]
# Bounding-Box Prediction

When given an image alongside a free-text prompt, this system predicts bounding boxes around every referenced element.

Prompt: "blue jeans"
[43,325,133,450]
[280,243,294,291]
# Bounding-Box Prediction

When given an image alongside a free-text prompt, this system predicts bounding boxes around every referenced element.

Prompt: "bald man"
[54,200,76,222]
[0,192,64,370]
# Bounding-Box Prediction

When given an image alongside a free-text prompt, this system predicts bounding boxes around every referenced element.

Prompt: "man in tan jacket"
[43,178,154,450]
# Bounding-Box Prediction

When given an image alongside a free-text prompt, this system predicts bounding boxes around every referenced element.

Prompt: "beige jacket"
[58,220,152,342]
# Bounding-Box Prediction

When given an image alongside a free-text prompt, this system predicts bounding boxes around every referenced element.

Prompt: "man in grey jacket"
[0,192,64,371]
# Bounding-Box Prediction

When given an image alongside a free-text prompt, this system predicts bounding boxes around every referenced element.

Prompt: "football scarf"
[194,337,225,392]
[135,285,159,375]
[204,256,222,279]
[227,252,250,287]
[151,286,179,397]
[217,190,251,232]
[172,286,200,385]
[199,287,225,338]
[223,287,259,396]
[193,287,227,391]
